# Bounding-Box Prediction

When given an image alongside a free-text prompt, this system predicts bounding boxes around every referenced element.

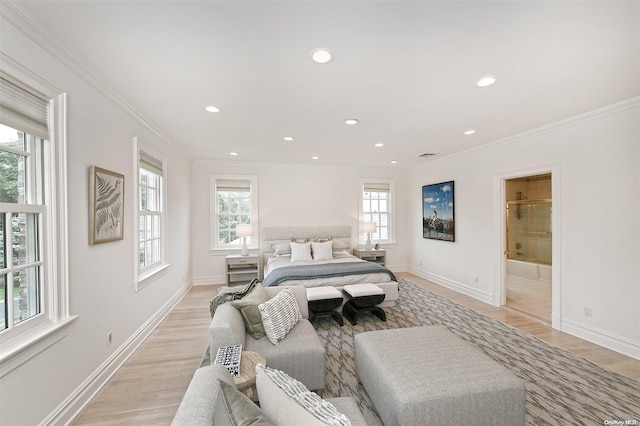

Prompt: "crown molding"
[428,96,639,165]
[0,1,192,161]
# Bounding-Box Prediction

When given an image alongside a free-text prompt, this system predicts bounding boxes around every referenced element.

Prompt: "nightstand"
[226,254,259,285]
[353,249,386,266]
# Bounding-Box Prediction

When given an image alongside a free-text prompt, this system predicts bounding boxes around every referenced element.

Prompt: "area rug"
[204,278,640,425]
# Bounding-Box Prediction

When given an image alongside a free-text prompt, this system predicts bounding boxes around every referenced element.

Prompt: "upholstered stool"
[342,283,386,325]
[354,327,526,426]
[307,287,343,326]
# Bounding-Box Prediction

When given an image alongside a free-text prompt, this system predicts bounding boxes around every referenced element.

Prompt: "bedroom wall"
[406,98,640,359]
[0,13,193,426]
[191,161,408,284]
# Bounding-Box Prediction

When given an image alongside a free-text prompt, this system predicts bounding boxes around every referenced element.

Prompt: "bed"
[261,226,399,306]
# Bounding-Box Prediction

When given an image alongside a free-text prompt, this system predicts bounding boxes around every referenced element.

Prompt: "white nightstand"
[353,249,386,266]
[226,254,259,285]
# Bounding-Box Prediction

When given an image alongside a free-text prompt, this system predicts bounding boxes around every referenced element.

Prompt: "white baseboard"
[193,275,226,286]
[407,266,493,305]
[561,318,640,361]
[41,282,193,426]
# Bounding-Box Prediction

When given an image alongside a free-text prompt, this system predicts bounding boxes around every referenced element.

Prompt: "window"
[136,147,167,288]
[361,180,394,244]
[211,175,258,250]
[0,68,73,366]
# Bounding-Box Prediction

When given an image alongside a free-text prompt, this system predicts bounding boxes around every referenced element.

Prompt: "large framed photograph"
[89,166,125,245]
[422,181,455,242]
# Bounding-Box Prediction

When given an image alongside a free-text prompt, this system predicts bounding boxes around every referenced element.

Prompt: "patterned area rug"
[204,279,640,425]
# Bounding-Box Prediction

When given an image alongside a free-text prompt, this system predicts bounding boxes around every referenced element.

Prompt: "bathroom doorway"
[505,173,552,323]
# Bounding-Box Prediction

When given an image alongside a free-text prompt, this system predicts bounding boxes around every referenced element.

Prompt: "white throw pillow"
[255,364,351,426]
[311,240,333,261]
[258,287,302,345]
[290,241,312,262]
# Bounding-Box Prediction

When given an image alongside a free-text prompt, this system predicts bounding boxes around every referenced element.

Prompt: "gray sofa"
[209,285,326,391]
[172,364,368,426]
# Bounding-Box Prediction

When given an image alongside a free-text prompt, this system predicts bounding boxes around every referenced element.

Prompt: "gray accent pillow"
[213,379,275,426]
[231,284,270,339]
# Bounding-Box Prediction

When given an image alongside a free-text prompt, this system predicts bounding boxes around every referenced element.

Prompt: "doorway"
[505,174,552,323]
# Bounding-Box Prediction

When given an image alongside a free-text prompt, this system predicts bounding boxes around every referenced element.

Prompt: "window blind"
[216,179,251,192]
[0,71,49,140]
[139,151,163,175]
[364,182,390,192]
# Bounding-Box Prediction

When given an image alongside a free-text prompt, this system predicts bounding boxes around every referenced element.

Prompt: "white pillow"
[290,241,312,262]
[258,287,302,345]
[311,240,333,261]
[272,242,291,257]
[255,364,351,426]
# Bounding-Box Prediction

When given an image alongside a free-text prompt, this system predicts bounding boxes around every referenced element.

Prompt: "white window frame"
[0,55,75,376]
[359,179,395,245]
[133,138,169,291]
[210,175,259,252]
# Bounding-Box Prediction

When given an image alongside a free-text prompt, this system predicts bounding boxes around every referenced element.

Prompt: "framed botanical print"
[89,166,125,244]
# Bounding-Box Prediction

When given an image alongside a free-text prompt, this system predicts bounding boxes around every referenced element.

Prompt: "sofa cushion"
[231,284,270,339]
[255,364,350,426]
[213,379,275,426]
[258,287,302,345]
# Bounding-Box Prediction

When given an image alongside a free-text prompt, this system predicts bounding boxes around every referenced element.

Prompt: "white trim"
[358,178,395,245]
[0,1,191,161]
[209,174,259,251]
[494,164,561,330]
[561,318,640,361]
[41,282,192,426]
[0,54,72,370]
[408,265,493,305]
[133,137,169,292]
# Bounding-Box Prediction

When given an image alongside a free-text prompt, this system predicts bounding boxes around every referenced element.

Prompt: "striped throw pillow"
[256,364,351,426]
[258,288,302,345]
[311,240,333,261]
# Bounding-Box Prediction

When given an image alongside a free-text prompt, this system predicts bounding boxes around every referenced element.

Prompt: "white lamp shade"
[363,222,377,233]
[236,224,253,237]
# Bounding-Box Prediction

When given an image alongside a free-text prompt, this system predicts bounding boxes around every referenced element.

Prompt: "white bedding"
[264,250,395,288]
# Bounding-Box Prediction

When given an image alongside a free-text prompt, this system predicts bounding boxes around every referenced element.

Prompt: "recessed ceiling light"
[390,160,398,164]
[230,152,238,156]
[283,136,295,141]
[344,118,359,125]
[476,76,497,87]
[312,156,319,160]
[374,143,384,147]
[205,105,220,113]
[311,48,333,64]
[464,130,476,135]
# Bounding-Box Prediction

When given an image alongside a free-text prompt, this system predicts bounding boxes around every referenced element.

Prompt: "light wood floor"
[72,273,640,425]
[506,274,552,323]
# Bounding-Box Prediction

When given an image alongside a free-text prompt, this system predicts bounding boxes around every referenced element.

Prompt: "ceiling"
[10,1,640,168]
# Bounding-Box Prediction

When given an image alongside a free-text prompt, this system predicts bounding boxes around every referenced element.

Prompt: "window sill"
[136,263,171,292]
[0,315,79,378]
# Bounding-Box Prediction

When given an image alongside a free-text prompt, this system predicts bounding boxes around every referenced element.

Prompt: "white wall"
[0,13,193,426]
[406,99,640,358]
[191,161,408,284]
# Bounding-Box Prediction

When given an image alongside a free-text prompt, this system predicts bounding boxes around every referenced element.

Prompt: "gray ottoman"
[354,326,526,426]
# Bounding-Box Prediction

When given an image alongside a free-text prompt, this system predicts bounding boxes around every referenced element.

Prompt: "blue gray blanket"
[262,261,397,287]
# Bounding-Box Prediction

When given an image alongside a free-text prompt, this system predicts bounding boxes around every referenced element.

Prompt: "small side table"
[353,248,386,266]
[226,254,259,285]
[234,351,266,399]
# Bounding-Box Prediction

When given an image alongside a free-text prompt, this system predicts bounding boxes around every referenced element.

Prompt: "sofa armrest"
[172,365,234,426]
[209,302,247,356]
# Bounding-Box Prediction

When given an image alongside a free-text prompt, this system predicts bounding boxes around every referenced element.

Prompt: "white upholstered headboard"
[261,226,352,259]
